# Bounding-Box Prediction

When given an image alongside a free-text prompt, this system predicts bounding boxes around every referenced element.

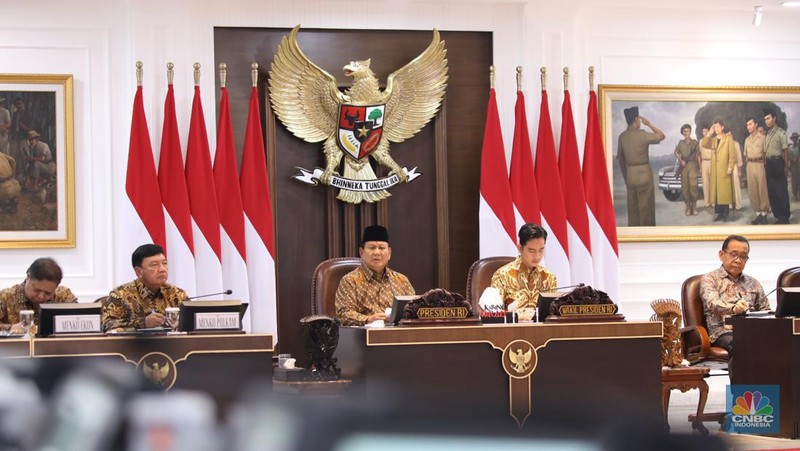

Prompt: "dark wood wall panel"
[214,27,491,357]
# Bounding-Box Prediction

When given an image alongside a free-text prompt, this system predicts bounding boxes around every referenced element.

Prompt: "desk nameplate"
[54,314,101,334]
[195,312,240,331]
[558,304,616,315]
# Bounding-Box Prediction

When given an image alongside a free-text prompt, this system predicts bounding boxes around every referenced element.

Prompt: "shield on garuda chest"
[336,104,385,160]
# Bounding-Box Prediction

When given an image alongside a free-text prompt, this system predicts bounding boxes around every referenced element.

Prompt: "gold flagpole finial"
[489,65,495,90]
[166,62,174,86]
[516,66,523,92]
[588,66,595,91]
[136,61,143,87]
[193,62,201,86]
[251,62,258,87]
[563,67,569,90]
[219,63,227,89]
[540,67,547,91]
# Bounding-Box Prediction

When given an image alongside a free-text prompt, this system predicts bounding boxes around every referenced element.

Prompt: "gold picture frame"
[0,73,75,248]
[599,84,800,242]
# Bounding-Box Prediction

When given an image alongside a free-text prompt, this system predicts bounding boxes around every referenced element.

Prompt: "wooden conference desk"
[0,334,274,411]
[337,321,662,428]
[730,316,800,438]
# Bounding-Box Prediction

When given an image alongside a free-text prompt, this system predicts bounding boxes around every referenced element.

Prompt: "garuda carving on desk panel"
[269,25,448,204]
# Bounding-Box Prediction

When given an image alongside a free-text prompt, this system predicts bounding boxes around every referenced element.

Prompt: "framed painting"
[599,84,800,242]
[0,74,74,248]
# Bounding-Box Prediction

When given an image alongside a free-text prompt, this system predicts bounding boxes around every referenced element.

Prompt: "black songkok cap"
[623,106,639,125]
[361,225,389,245]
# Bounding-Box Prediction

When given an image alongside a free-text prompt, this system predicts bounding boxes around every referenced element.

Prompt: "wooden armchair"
[679,274,729,432]
[465,256,513,312]
[680,274,729,364]
[310,257,361,317]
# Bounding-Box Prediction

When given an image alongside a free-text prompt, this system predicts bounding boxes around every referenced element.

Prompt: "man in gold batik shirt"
[102,244,188,331]
[335,225,415,326]
[0,258,77,333]
[490,223,557,309]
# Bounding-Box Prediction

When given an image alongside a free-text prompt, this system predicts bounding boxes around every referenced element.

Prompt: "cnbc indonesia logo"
[728,386,779,434]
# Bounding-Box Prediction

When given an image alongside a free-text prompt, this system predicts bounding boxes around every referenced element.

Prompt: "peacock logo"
[727,385,779,434]
[732,391,773,416]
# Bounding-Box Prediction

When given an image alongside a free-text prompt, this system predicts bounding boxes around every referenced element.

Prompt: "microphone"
[553,283,585,292]
[188,289,232,300]
[735,288,776,315]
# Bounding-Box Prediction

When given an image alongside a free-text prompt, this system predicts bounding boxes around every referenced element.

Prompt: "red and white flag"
[214,85,251,328]
[185,84,223,295]
[510,90,541,229]
[534,89,570,285]
[558,89,593,285]
[157,83,196,294]
[240,84,278,336]
[583,88,620,300]
[479,88,517,257]
[119,83,166,283]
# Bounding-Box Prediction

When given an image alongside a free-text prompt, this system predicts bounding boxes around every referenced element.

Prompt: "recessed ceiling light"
[782,1,800,6]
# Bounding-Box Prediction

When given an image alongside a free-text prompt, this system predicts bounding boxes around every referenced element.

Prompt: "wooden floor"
[667,370,800,450]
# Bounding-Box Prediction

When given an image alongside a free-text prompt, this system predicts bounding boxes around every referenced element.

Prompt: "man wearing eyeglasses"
[699,235,769,354]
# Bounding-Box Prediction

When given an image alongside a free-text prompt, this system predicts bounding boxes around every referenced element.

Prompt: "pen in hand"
[146,309,166,328]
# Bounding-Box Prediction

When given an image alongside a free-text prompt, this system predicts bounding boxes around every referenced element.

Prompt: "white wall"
[0,0,796,318]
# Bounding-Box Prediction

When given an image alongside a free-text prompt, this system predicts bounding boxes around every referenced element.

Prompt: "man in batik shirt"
[102,244,188,331]
[0,258,77,333]
[335,225,415,326]
[700,234,769,354]
[490,223,557,309]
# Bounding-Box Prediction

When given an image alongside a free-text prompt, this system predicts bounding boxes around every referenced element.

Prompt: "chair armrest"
[680,325,711,364]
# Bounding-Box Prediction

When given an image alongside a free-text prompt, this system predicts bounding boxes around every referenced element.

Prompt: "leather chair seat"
[465,256,513,312]
[680,274,729,363]
[311,258,362,318]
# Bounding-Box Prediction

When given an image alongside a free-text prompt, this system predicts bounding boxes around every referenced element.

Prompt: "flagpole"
[251,62,258,87]
[588,66,595,91]
[167,62,174,85]
[136,61,143,86]
[489,65,495,89]
[219,63,227,89]
[540,67,546,91]
[563,67,569,90]
[516,66,522,92]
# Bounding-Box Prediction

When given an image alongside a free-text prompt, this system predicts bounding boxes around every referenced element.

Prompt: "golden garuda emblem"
[508,347,533,374]
[143,361,171,387]
[269,25,448,204]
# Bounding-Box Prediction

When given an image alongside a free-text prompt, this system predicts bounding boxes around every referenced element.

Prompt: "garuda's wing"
[509,350,519,365]
[269,25,346,143]
[523,349,532,365]
[160,364,170,379]
[381,29,448,143]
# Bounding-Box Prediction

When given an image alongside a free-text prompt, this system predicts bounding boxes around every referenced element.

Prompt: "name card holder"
[194,312,241,331]
[53,314,102,334]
